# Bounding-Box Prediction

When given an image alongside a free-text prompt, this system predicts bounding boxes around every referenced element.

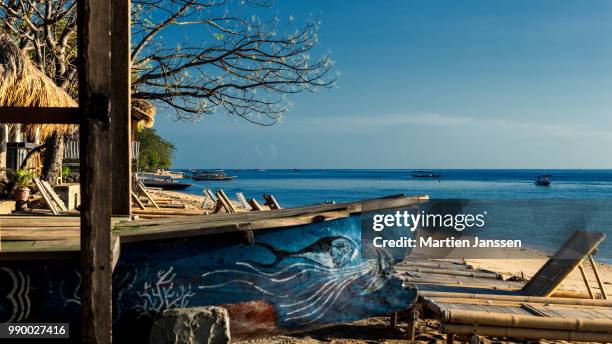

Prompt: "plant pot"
[13,186,30,210]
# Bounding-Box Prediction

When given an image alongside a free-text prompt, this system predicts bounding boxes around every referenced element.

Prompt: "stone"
[150,306,230,344]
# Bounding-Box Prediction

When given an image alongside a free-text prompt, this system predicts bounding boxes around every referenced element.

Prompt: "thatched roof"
[0,29,77,141]
[132,99,156,128]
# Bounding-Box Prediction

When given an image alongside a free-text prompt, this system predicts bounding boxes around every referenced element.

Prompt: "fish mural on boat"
[112,216,415,338]
[197,235,394,326]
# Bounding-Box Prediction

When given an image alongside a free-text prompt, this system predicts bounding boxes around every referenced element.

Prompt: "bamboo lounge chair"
[404,230,606,298]
[413,230,611,342]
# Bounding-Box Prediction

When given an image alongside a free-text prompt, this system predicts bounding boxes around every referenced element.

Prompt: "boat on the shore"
[191,170,236,181]
[0,194,425,342]
[535,174,551,186]
[138,173,192,190]
[411,170,442,178]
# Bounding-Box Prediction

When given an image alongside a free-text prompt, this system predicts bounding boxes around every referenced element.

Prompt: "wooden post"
[389,312,397,329]
[589,255,608,299]
[0,124,7,180]
[578,265,595,299]
[406,306,418,340]
[78,0,113,342]
[110,0,132,216]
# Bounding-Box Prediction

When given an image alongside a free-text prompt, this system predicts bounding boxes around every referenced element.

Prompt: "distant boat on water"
[411,171,442,178]
[535,174,552,186]
[191,170,236,181]
[138,173,192,190]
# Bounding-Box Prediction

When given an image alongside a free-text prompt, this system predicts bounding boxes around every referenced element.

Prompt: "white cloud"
[304,112,612,141]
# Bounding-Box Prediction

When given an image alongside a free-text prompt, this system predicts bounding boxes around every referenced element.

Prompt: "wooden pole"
[577,265,595,299]
[588,255,608,299]
[110,0,132,216]
[78,0,113,342]
[389,312,397,329]
[442,323,612,342]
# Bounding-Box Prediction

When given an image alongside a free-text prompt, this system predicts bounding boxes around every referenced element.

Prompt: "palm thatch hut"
[0,29,77,183]
[0,28,78,181]
[0,28,77,141]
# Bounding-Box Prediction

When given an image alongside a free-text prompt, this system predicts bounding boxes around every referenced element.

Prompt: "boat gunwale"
[0,194,428,258]
[112,194,429,243]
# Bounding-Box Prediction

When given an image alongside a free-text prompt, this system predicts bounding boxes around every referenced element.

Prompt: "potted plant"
[9,169,34,209]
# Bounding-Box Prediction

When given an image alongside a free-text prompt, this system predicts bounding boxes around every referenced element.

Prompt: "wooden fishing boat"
[412,171,442,178]
[535,174,551,186]
[138,174,192,190]
[140,179,192,190]
[191,170,236,181]
[0,194,426,342]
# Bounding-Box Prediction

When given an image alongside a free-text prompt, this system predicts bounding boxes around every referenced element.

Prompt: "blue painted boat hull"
[0,212,416,342]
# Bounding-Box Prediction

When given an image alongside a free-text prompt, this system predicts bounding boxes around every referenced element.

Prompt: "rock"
[150,306,231,344]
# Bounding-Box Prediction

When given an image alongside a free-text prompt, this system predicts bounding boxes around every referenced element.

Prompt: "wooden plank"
[248,198,264,211]
[396,260,474,270]
[236,192,251,210]
[78,0,113,340]
[33,177,60,215]
[578,265,595,299]
[217,189,237,213]
[131,191,146,210]
[1,228,80,241]
[110,0,132,217]
[0,107,80,124]
[0,216,124,227]
[263,194,281,209]
[588,255,608,300]
[137,181,160,209]
[394,265,500,279]
[42,180,68,212]
[202,189,217,208]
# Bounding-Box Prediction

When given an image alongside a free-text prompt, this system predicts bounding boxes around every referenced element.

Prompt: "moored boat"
[138,173,192,190]
[0,194,426,342]
[411,170,442,178]
[191,170,236,181]
[535,174,551,186]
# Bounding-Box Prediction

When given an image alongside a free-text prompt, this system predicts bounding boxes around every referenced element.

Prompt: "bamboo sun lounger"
[399,230,610,343]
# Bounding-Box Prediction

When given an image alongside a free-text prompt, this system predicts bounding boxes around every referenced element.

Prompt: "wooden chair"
[263,194,281,210]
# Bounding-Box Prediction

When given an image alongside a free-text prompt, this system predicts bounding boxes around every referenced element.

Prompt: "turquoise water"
[173,169,612,262]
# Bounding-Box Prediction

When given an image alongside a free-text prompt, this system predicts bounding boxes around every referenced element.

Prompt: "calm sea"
[173,169,612,262]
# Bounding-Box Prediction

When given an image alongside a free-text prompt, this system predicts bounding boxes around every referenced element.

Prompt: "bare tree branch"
[0,0,336,125]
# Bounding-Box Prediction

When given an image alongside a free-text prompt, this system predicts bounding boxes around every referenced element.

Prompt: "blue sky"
[154,0,612,169]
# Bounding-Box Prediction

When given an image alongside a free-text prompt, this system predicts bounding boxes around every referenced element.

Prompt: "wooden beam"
[110,0,132,216]
[0,107,79,123]
[578,265,595,299]
[78,0,113,341]
[131,191,146,210]
[588,255,608,300]
[137,181,160,209]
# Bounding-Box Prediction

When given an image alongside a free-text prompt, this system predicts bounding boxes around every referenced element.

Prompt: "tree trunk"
[42,133,64,185]
[0,124,7,182]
